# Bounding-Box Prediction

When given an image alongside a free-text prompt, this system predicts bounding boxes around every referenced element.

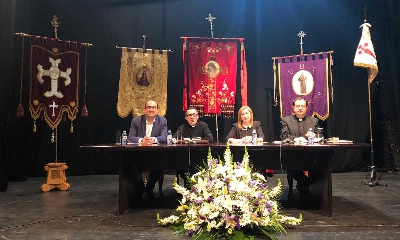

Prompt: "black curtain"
[0,0,17,191]
[374,0,400,171]
[1,0,399,185]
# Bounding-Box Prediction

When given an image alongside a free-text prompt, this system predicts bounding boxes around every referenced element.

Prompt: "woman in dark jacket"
[225,105,265,144]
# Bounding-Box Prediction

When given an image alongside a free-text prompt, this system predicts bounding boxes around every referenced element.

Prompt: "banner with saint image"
[278,53,330,120]
[184,39,238,117]
[29,38,80,130]
[117,48,169,118]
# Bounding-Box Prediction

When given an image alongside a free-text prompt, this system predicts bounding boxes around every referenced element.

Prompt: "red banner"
[29,38,80,130]
[187,40,237,117]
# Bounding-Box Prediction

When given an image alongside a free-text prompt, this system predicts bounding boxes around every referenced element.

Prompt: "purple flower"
[266,201,273,207]
[257,192,263,199]
[230,215,241,229]
[207,196,214,202]
[185,230,194,236]
[192,185,198,194]
[195,199,203,204]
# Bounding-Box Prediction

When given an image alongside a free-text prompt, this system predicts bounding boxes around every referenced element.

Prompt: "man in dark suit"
[280,97,319,197]
[174,107,213,142]
[128,100,167,199]
[174,107,213,189]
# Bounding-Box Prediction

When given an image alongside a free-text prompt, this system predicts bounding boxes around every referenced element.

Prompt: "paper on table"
[326,140,353,144]
[183,137,201,141]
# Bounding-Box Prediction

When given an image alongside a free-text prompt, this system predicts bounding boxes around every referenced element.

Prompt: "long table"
[80,142,370,216]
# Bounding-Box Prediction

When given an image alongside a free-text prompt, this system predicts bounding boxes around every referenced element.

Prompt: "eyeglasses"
[145,106,157,110]
[185,113,198,117]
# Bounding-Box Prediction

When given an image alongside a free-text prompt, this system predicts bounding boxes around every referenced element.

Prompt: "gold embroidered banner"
[117,48,168,118]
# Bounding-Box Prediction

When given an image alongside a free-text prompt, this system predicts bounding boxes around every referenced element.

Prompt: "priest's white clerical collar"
[295,116,304,122]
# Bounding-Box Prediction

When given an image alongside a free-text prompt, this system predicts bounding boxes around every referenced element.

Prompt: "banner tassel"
[70,121,74,133]
[81,104,89,117]
[16,103,25,117]
[33,120,37,132]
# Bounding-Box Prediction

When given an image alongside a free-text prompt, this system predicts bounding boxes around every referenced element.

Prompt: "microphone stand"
[188,127,192,177]
[188,138,191,175]
[215,115,219,144]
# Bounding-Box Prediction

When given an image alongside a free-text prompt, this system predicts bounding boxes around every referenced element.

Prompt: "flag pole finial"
[206,13,216,38]
[297,31,306,55]
[363,5,368,23]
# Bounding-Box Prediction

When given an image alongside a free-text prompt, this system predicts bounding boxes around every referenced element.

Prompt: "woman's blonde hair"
[237,106,253,130]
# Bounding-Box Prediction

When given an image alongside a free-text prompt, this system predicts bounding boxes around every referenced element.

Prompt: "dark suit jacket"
[225,121,265,142]
[280,115,319,140]
[173,121,214,142]
[127,115,168,143]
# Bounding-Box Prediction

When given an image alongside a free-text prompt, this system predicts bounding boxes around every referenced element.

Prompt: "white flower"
[158,144,302,239]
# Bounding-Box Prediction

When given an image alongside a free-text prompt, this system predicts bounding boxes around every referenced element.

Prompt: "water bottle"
[121,130,127,146]
[307,128,315,145]
[252,129,257,145]
[167,129,173,145]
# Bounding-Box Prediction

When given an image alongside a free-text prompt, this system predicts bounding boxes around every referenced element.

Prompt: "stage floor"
[1,172,399,240]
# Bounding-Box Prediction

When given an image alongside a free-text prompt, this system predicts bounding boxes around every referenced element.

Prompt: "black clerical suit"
[173,121,213,188]
[280,115,319,196]
[173,121,213,142]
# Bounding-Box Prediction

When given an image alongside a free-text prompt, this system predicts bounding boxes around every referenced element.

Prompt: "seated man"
[127,100,167,200]
[280,97,319,197]
[174,107,213,188]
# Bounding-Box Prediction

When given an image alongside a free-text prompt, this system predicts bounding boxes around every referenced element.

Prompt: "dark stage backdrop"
[1,0,399,183]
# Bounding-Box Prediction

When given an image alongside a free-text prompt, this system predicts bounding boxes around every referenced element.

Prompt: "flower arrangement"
[157,144,302,240]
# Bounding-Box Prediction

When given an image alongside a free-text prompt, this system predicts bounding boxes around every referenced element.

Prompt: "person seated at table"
[225,106,273,177]
[127,100,167,200]
[174,107,213,188]
[280,96,319,197]
[226,105,265,144]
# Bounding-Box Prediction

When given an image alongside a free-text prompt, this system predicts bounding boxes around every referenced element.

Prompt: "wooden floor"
[0,172,399,240]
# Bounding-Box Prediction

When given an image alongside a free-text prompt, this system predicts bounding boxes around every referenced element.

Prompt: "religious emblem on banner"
[183,40,239,117]
[277,53,331,120]
[29,39,80,130]
[117,48,169,118]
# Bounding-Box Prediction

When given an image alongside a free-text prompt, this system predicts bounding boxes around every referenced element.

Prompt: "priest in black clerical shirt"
[280,97,319,197]
[173,107,213,142]
[280,97,319,141]
[173,107,213,190]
